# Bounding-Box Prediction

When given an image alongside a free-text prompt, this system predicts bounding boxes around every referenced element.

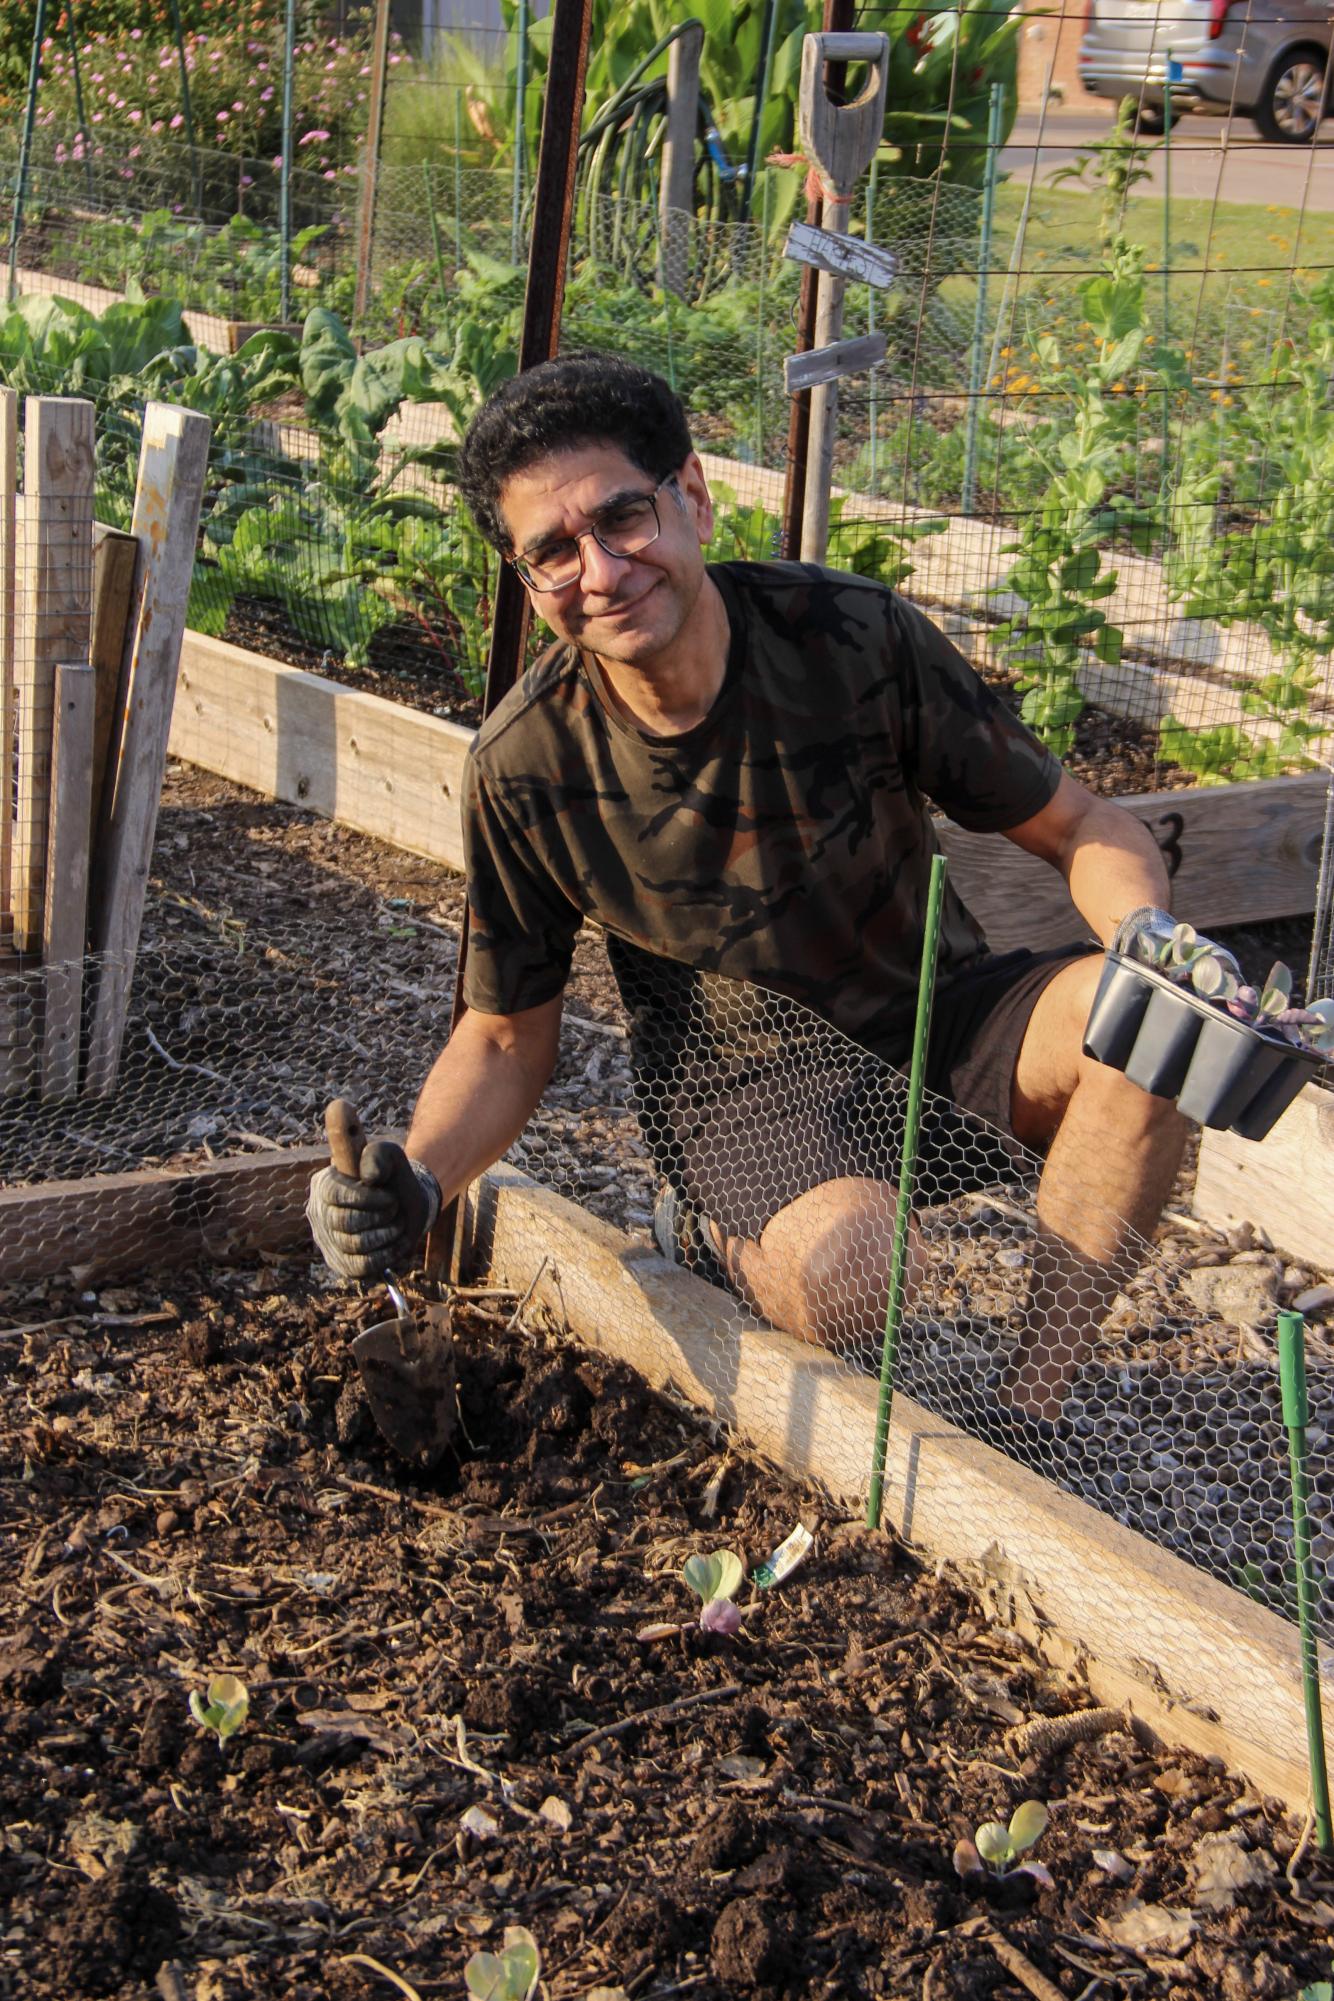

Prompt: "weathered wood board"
[0,1142,326,1283]
[171,632,1326,945]
[1193,1080,1334,1269]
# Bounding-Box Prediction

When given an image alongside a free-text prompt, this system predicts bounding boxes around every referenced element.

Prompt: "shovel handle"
[325,1098,366,1179]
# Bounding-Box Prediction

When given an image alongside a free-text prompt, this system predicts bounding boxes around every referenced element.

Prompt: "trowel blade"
[349,1301,456,1470]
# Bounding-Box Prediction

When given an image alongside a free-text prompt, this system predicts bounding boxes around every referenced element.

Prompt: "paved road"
[1001,107,1334,210]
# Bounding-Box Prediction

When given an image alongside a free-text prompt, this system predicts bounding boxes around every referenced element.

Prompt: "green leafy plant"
[188,1672,249,1745]
[1047,96,1158,254]
[683,1548,745,1636]
[465,1925,540,2001]
[953,1799,1052,1887]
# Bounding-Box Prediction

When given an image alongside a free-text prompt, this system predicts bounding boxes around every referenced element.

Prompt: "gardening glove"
[1111,906,1240,981]
[306,1139,442,1281]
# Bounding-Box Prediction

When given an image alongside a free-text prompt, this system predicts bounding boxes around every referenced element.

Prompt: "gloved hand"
[306,1139,442,1281]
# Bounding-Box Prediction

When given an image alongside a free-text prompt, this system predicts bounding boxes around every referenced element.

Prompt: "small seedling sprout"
[953,1799,1053,1889]
[682,1549,745,1636]
[464,1925,540,2001]
[188,1672,249,1746]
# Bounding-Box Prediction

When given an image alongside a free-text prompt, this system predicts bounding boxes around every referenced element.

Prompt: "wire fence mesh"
[1,931,1330,1745]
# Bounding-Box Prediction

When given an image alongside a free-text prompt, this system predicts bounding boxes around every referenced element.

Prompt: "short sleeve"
[888,592,1063,832]
[461,754,582,1015]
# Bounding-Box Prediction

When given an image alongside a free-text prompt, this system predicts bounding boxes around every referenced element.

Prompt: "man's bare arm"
[406,994,565,1206]
[1000,770,1171,945]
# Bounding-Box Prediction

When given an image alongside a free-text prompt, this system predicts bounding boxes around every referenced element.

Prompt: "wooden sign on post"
[784,330,887,395]
[784,219,897,289]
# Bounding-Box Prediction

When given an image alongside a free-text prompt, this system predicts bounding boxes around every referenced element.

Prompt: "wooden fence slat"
[11,397,96,957]
[1193,1081,1334,1267]
[40,662,95,1102]
[89,523,140,845]
[0,387,17,920]
[86,402,210,1097]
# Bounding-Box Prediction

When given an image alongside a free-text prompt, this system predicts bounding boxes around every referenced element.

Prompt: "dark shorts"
[631,945,1098,1241]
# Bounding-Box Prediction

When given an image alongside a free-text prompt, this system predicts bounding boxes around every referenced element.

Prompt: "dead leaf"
[300,1709,402,1753]
[1191,1831,1277,1911]
[717,1753,767,1783]
[68,1811,139,1880]
[1103,1900,1195,1955]
[961,1671,1025,1726]
[1092,1849,1134,1884]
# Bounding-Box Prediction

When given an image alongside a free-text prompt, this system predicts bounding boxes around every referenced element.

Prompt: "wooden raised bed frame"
[169,629,1329,955]
[1,1147,1328,1818]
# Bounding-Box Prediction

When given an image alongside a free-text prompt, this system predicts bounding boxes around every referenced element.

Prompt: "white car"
[1079,0,1332,141]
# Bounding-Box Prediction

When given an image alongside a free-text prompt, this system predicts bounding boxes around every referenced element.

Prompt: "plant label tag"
[752,1522,815,1590]
[784,332,887,394]
[783,221,898,289]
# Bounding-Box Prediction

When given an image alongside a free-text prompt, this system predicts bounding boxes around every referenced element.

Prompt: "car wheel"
[1252,47,1329,142]
[1123,97,1165,134]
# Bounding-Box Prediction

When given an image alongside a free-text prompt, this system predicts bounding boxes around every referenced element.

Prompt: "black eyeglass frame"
[507,472,681,592]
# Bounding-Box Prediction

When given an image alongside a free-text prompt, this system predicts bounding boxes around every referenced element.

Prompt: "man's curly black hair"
[456,351,694,552]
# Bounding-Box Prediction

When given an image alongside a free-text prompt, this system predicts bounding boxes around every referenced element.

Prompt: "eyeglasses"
[510,473,679,591]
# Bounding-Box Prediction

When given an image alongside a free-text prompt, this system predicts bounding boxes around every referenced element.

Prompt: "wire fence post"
[867,851,948,1531]
[166,0,202,216]
[454,86,465,270]
[961,81,1004,519]
[511,0,530,263]
[867,156,879,496]
[279,0,297,325]
[7,0,48,309]
[64,0,96,206]
[1278,1307,1334,1856]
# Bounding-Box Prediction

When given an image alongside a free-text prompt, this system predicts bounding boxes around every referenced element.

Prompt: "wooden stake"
[86,402,210,1096]
[11,396,95,957]
[658,21,703,298]
[40,660,94,1101]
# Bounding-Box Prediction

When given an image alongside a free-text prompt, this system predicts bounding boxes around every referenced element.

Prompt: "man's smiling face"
[498,443,714,668]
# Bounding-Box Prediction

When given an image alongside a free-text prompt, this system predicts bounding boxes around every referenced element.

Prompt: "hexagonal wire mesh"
[3,927,1326,1707]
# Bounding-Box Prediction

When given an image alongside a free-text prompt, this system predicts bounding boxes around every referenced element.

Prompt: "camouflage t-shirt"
[461,562,1062,1060]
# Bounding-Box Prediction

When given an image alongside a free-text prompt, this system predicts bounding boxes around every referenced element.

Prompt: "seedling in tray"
[1130,923,1334,1052]
[682,1548,746,1635]
[953,1799,1053,1888]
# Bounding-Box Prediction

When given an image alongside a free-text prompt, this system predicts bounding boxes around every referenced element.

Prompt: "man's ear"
[678,451,714,544]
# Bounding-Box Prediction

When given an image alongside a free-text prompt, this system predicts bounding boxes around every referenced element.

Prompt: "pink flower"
[170,112,184,128]
[128,108,142,122]
[232,100,244,111]
[323,169,336,180]
[130,26,142,36]
[272,154,283,168]
[299,129,330,145]
[129,145,141,158]
[216,110,229,122]
[240,173,253,187]
[260,86,274,100]
[151,120,163,132]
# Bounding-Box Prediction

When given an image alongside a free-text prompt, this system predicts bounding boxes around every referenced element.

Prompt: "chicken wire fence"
[1,929,1330,1727]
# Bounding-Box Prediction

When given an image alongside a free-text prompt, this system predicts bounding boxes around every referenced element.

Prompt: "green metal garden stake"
[454,87,465,271]
[278,0,297,324]
[7,0,48,308]
[1278,1307,1334,1856]
[1161,51,1173,470]
[867,158,879,496]
[867,852,948,1530]
[961,83,1004,519]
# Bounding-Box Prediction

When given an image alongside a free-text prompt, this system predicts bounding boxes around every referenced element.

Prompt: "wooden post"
[795,33,888,563]
[86,403,210,1097]
[11,396,95,957]
[40,661,94,1101]
[658,21,703,299]
[89,523,140,845]
[0,387,17,923]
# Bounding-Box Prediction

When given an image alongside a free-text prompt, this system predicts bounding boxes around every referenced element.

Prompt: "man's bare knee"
[753,1178,920,1351]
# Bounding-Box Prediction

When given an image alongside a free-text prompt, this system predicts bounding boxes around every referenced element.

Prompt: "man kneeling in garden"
[307,352,1195,1450]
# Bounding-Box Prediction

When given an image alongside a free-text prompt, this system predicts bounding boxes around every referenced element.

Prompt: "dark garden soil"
[2,1257,1333,2001]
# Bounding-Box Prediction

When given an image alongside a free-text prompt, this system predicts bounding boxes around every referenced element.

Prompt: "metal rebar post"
[961,82,1004,519]
[1162,50,1173,472]
[279,0,297,325]
[7,0,48,309]
[866,156,878,496]
[1278,1307,1334,1855]
[867,851,948,1530]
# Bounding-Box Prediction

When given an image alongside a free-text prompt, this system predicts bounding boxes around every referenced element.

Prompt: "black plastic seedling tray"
[1082,951,1325,1140]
